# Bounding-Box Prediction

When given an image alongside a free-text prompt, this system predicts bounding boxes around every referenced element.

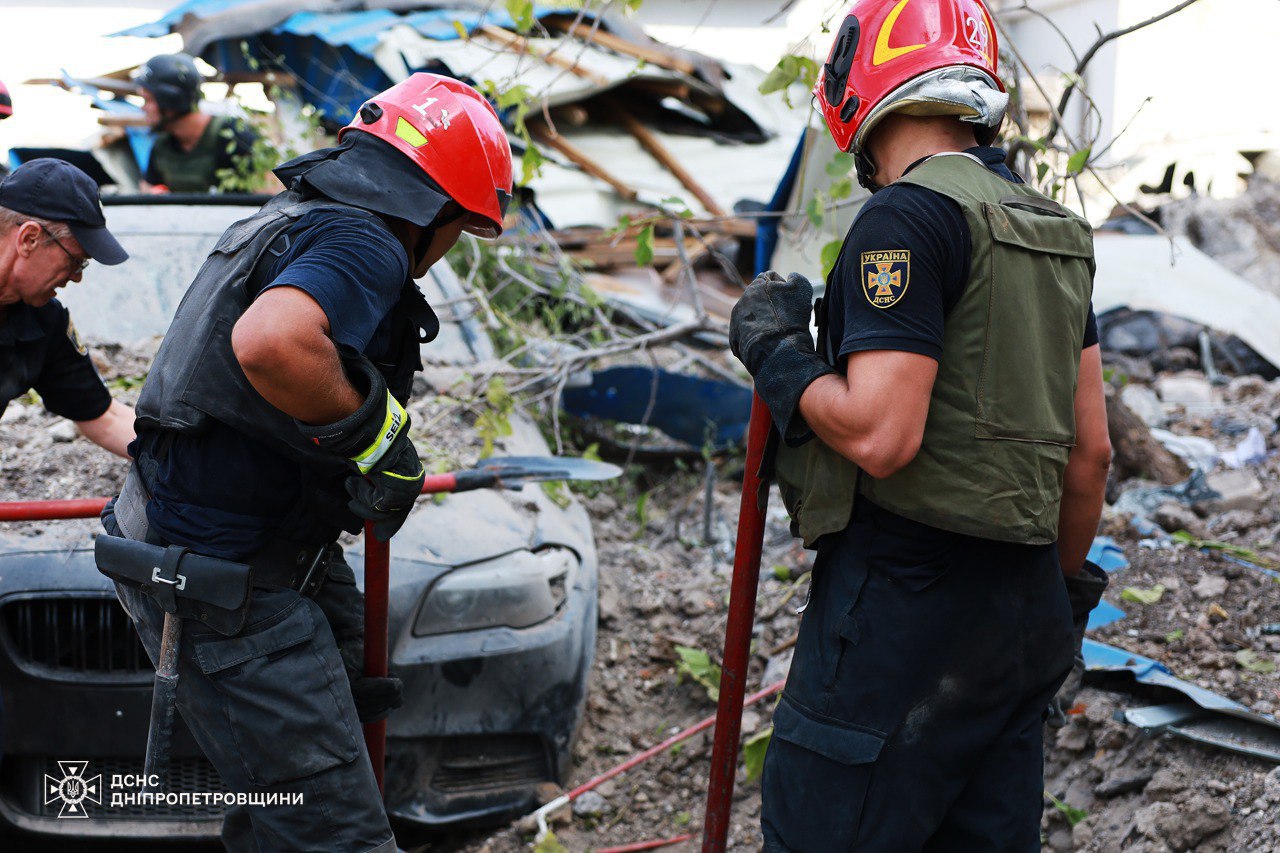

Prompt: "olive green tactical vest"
[149,116,238,193]
[775,153,1095,547]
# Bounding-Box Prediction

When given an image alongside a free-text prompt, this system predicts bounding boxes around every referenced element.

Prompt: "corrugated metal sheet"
[112,0,808,228]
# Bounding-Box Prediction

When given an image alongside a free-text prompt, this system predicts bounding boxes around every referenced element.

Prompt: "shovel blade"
[476,456,622,483]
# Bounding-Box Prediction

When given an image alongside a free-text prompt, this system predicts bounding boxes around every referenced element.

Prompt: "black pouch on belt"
[95,535,252,636]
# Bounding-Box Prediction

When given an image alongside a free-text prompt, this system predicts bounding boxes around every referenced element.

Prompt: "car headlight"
[413,547,577,637]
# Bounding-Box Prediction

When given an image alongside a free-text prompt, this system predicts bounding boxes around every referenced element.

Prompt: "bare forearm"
[1056,458,1108,576]
[76,400,136,459]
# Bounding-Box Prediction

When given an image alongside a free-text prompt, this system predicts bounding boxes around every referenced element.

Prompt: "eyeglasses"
[40,225,91,273]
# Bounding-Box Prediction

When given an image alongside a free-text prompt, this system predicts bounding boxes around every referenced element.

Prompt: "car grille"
[7,756,227,820]
[1,596,150,676]
[431,735,551,793]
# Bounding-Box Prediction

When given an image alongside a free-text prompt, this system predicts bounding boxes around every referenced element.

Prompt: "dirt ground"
[5,339,1280,853]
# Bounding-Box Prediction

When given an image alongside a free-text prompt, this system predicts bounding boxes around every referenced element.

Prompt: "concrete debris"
[1162,177,1280,303]
[1156,374,1217,405]
[1193,574,1230,600]
[1120,383,1168,429]
[1203,468,1266,513]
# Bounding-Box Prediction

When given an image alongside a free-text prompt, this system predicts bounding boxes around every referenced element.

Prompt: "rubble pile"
[1161,177,1280,300]
[7,339,1280,852]
[0,339,153,540]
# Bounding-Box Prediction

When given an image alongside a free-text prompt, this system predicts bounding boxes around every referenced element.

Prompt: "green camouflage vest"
[775,153,1095,547]
[149,115,238,193]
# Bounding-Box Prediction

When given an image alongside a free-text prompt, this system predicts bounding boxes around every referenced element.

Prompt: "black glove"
[314,557,404,723]
[351,674,404,723]
[297,347,425,542]
[729,271,835,446]
[1047,560,1109,728]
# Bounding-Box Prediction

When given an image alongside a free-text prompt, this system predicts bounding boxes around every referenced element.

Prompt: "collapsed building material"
[1106,386,1191,486]
[561,367,751,455]
[1087,640,1280,764]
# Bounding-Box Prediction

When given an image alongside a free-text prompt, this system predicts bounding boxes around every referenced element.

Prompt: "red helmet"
[341,73,514,238]
[0,80,12,120]
[814,0,1004,155]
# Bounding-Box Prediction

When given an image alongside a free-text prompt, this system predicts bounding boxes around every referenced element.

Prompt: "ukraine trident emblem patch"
[861,250,910,309]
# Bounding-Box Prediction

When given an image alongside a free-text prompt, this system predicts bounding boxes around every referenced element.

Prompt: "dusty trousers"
[761,500,1074,852]
[106,516,395,853]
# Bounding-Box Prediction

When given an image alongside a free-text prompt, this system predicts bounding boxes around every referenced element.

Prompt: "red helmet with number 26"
[342,73,514,238]
[814,0,1006,157]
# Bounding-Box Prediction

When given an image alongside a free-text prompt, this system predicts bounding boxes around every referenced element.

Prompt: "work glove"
[297,347,426,542]
[351,673,404,723]
[729,271,835,446]
[1047,560,1109,728]
[315,557,405,723]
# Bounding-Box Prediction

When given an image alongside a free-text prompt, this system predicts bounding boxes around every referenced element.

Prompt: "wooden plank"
[527,123,635,198]
[606,106,729,217]
[555,20,699,76]
[528,122,639,201]
[97,115,150,128]
[477,25,609,85]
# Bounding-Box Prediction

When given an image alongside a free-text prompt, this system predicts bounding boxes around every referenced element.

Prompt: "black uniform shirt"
[825,147,1098,365]
[0,299,111,421]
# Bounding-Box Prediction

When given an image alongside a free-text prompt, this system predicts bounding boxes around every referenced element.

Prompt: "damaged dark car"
[0,198,599,842]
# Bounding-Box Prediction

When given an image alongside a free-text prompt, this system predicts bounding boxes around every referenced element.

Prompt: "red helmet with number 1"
[342,73,514,238]
[814,0,1005,155]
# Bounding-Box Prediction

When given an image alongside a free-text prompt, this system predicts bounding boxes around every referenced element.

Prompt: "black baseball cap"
[0,158,128,265]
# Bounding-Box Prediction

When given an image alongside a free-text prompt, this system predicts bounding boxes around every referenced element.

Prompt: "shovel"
[362,454,621,790]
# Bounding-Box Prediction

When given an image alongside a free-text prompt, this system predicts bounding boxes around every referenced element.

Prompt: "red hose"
[596,834,695,852]
[363,523,390,793]
[0,498,109,521]
[566,680,783,804]
[702,393,772,852]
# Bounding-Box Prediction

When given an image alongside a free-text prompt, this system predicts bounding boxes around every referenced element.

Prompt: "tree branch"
[1046,0,1204,141]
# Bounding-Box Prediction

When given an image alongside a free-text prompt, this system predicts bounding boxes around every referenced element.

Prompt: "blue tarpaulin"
[116,2,584,125]
[561,366,752,450]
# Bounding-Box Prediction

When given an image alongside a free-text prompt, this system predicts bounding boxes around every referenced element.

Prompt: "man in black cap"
[0,158,134,456]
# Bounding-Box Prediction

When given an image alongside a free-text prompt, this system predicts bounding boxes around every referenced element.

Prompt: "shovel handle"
[702,393,773,852]
[142,612,183,794]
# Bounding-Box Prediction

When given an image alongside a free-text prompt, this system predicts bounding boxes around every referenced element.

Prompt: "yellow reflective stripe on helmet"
[351,392,406,474]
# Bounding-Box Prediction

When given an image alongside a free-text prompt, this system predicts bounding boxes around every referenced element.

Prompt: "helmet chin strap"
[854,150,880,193]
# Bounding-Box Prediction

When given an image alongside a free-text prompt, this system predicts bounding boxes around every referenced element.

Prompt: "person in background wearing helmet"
[98,73,513,850]
[135,53,258,193]
[0,159,134,457]
[729,1,1112,849]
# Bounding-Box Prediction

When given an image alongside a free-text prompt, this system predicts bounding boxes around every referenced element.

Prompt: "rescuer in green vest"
[134,54,259,194]
[728,1,1112,849]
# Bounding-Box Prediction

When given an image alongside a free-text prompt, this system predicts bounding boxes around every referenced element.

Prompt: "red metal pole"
[702,393,773,852]
[0,498,109,521]
[363,522,390,793]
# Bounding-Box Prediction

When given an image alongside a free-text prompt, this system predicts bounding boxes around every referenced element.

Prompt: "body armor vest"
[136,189,430,488]
[775,153,1095,547]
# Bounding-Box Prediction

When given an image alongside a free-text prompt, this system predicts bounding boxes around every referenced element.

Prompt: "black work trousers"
[108,513,395,853]
[761,500,1074,852]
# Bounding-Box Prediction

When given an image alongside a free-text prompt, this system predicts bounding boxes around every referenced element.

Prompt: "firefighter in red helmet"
[98,73,512,851]
[728,2,1111,849]
[0,80,12,178]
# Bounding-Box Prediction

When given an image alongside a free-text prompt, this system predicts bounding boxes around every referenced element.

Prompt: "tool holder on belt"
[96,534,255,636]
